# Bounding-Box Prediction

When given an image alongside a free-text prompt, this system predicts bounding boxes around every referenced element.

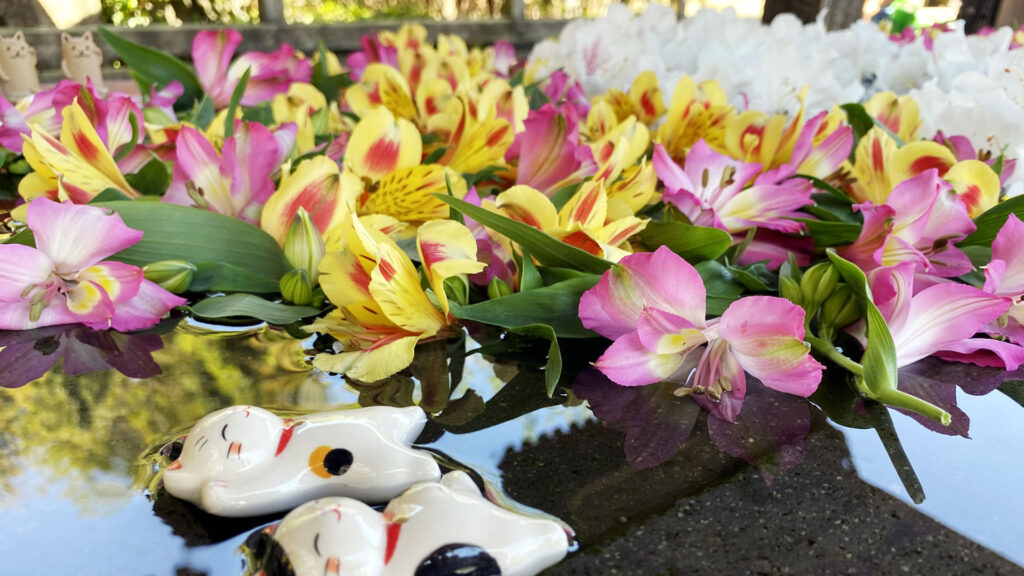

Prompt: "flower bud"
[800,262,839,314]
[820,284,862,331]
[7,158,30,175]
[779,275,802,306]
[487,276,513,300]
[280,268,315,306]
[143,259,197,294]
[284,208,325,284]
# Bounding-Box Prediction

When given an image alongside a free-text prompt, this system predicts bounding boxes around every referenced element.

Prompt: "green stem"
[806,335,864,376]
[874,388,952,427]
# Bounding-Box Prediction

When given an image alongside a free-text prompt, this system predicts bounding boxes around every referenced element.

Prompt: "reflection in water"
[0,323,1023,573]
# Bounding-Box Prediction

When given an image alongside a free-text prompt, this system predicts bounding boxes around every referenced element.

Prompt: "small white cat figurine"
[163,405,441,517]
[60,31,106,96]
[0,31,40,103]
[262,471,571,576]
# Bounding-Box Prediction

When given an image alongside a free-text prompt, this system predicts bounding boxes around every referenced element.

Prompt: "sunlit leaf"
[187,294,320,324]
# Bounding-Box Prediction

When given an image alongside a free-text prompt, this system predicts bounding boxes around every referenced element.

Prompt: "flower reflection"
[574,368,811,482]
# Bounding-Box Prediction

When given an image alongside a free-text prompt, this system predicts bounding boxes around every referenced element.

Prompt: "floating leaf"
[95,201,290,292]
[187,294,320,324]
[508,323,563,396]
[638,221,732,263]
[450,276,600,338]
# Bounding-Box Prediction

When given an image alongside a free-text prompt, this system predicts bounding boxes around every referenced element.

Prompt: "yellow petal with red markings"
[586,100,620,142]
[370,241,446,334]
[319,250,375,309]
[597,216,648,248]
[848,127,898,204]
[628,71,666,126]
[417,219,485,315]
[312,332,421,382]
[262,156,357,246]
[891,141,956,184]
[864,91,921,143]
[477,79,528,134]
[560,181,608,230]
[346,63,417,121]
[28,125,132,201]
[446,117,513,174]
[415,77,454,121]
[657,76,734,161]
[346,107,422,182]
[60,101,135,196]
[493,185,559,231]
[607,162,658,219]
[945,159,1000,218]
[360,164,466,223]
[723,110,786,168]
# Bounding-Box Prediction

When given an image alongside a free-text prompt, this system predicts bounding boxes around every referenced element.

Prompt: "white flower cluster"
[529,4,1024,181]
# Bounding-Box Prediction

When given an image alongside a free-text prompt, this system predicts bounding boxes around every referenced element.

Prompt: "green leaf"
[548,182,582,210]
[242,103,275,125]
[826,249,950,426]
[423,145,449,165]
[959,194,1024,247]
[95,201,290,291]
[694,260,743,316]
[436,195,612,274]
[793,218,861,247]
[841,103,875,143]
[311,42,352,104]
[98,28,202,110]
[187,294,320,324]
[124,159,171,197]
[191,262,282,293]
[90,188,135,203]
[450,276,600,338]
[638,221,732,263]
[223,67,251,140]
[802,176,854,205]
[518,249,543,291]
[508,324,563,396]
[112,111,140,163]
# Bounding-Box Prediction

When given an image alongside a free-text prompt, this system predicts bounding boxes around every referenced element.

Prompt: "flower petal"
[417,219,485,316]
[0,244,54,301]
[594,331,686,387]
[718,296,823,396]
[77,261,143,304]
[28,198,143,273]
[107,279,185,332]
[985,214,1024,295]
[345,107,422,181]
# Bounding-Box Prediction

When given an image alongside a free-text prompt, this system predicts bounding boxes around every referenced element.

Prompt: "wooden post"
[258,0,285,25]
[678,0,686,19]
[996,0,1024,28]
[509,0,525,22]
[823,0,864,30]
[762,0,823,24]
[958,0,1001,33]
[0,0,53,27]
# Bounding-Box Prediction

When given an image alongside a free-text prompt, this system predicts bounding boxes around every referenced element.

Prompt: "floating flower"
[192,30,312,108]
[579,246,823,421]
[307,215,484,381]
[506,104,596,196]
[0,198,184,331]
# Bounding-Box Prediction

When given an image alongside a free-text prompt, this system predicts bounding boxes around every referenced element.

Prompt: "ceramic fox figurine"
[60,31,106,96]
[0,31,40,103]
[162,405,441,517]
[259,471,571,576]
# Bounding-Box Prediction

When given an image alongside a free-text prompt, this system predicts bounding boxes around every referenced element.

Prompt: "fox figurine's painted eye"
[257,472,571,576]
[162,405,441,517]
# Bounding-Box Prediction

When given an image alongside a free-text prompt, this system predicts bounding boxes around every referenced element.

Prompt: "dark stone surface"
[501,411,1024,576]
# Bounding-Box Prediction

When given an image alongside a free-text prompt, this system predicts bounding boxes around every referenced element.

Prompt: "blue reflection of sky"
[838,390,1024,568]
[0,468,248,576]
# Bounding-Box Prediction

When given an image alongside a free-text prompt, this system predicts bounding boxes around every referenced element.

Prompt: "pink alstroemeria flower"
[507,103,597,196]
[786,110,853,179]
[863,262,1024,370]
[163,122,296,223]
[653,141,813,235]
[0,80,84,153]
[980,214,1024,345]
[192,30,312,108]
[0,198,185,331]
[839,169,975,279]
[579,246,824,421]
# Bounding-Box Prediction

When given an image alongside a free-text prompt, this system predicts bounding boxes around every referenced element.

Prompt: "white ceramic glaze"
[0,31,39,102]
[60,31,106,96]
[265,471,570,576]
[163,405,441,517]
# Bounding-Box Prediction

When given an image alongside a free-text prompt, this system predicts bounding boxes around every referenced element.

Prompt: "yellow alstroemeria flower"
[272,82,329,154]
[261,156,361,248]
[345,106,422,182]
[485,183,648,263]
[591,71,666,128]
[864,91,922,143]
[359,163,468,225]
[19,99,137,206]
[656,76,735,162]
[720,87,807,171]
[308,215,484,382]
[428,93,514,174]
[346,63,418,122]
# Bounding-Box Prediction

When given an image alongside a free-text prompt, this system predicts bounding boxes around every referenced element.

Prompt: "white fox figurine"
[163,405,441,517]
[260,471,570,576]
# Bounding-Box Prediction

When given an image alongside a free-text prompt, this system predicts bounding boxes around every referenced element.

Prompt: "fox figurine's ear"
[440,470,484,500]
[370,405,428,445]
